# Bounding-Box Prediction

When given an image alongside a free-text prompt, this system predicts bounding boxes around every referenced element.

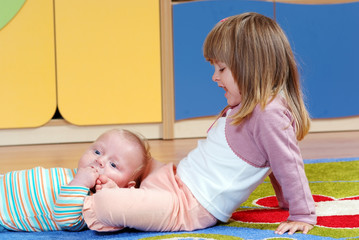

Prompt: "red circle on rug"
[232,195,359,229]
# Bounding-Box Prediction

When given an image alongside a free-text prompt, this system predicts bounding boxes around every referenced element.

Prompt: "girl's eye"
[94,150,101,155]
[110,162,117,168]
[219,67,225,72]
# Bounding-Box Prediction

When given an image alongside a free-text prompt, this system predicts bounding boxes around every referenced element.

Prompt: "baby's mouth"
[91,165,100,173]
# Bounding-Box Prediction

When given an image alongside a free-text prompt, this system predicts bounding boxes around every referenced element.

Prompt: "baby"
[0,129,151,232]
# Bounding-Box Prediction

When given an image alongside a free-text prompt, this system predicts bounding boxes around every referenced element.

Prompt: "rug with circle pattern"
[2,157,358,240]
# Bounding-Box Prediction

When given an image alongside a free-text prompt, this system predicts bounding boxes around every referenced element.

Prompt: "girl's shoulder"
[252,95,291,120]
[227,95,293,130]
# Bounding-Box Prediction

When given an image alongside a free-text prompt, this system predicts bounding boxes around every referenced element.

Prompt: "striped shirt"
[0,167,89,231]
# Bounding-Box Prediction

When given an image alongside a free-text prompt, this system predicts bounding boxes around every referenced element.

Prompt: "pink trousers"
[83,163,217,232]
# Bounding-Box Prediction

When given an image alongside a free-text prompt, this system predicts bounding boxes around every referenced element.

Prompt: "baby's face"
[78,131,143,188]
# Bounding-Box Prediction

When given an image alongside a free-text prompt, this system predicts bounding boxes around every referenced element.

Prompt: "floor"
[0,131,358,174]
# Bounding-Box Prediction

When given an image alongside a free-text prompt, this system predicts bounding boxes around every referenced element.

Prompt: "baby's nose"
[95,157,105,167]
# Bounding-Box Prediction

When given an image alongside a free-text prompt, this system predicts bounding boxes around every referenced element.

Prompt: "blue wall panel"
[276,2,359,119]
[173,0,273,120]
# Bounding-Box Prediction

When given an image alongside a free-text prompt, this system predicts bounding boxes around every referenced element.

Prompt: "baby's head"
[115,129,152,187]
[78,129,151,188]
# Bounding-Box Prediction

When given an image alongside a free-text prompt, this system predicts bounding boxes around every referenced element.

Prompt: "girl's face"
[77,131,143,188]
[212,61,242,106]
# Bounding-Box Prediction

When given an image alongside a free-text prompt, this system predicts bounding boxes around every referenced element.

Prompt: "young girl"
[83,12,316,235]
[0,129,152,232]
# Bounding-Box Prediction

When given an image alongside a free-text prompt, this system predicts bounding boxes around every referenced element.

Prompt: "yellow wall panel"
[0,0,56,129]
[55,0,162,125]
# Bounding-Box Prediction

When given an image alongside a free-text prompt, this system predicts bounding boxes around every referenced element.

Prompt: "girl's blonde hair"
[203,12,310,140]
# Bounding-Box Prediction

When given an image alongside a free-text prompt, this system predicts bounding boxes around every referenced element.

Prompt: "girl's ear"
[127,181,136,189]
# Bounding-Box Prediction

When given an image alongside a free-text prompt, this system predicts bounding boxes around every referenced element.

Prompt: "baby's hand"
[275,221,313,235]
[69,167,99,189]
[95,175,118,191]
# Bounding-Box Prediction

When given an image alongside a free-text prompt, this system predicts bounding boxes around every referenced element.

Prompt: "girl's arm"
[253,106,316,233]
[268,173,288,209]
[270,172,314,235]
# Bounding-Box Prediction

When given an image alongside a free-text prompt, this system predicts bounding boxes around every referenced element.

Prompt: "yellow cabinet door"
[55,0,162,125]
[0,0,56,129]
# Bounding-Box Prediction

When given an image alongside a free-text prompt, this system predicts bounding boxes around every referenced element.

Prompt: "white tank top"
[177,110,270,222]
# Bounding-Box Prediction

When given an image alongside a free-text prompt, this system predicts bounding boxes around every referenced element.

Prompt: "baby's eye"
[94,150,101,155]
[110,162,117,168]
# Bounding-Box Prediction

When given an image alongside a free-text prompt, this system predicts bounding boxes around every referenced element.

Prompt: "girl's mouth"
[218,84,226,91]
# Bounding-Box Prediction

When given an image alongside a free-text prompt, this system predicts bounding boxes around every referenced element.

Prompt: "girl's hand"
[69,167,99,189]
[275,221,313,235]
[95,175,118,191]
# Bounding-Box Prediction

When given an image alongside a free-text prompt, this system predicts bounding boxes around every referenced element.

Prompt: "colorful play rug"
[1,157,358,240]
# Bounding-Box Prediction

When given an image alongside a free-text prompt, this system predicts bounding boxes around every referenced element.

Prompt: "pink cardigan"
[225,96,317,225]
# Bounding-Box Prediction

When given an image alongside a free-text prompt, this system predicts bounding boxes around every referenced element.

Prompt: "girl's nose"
[212,74,216,82]
[212,71,219,82]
